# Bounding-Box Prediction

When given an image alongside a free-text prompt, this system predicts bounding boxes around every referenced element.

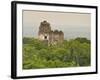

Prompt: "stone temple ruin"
[38,21,64,45]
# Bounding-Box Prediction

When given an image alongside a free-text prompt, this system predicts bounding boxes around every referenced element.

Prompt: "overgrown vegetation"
[23,37,91,69]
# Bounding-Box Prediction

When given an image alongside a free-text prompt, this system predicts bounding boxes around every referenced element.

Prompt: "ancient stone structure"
[38,21,64,45]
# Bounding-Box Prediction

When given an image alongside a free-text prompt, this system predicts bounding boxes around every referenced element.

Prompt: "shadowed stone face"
[38,21,64,45]
[39,21,51,34]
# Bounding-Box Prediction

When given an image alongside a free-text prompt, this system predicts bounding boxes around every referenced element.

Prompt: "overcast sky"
[23,10,91,40]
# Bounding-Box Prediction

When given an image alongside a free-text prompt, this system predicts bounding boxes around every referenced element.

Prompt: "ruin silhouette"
[38,20,64,45]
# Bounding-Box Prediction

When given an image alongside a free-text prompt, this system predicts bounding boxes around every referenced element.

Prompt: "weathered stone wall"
[38,21,64,45]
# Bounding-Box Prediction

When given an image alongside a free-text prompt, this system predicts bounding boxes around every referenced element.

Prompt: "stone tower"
[38,20,64,45]
[38,21,51,41]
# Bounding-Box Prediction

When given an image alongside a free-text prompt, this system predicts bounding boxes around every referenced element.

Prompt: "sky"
[23,10,91,40]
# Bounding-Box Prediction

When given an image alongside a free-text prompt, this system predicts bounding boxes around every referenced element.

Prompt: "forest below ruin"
[23,37,91,69]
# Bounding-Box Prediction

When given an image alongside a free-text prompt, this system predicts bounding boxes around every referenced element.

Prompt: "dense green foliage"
[23,37,91,69]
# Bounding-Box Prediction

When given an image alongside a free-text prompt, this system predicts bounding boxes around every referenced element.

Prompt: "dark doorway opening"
[44,36,47,39]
